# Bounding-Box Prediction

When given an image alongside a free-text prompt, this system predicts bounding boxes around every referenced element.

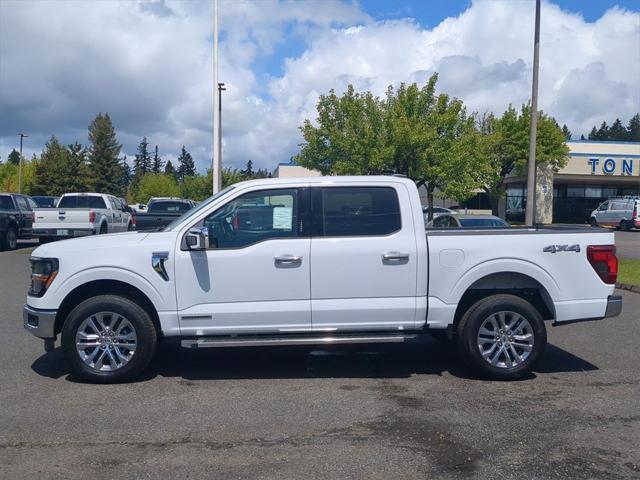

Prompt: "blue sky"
[1,0,639,170]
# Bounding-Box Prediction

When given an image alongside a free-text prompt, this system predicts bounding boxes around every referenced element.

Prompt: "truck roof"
[231,175,417,189]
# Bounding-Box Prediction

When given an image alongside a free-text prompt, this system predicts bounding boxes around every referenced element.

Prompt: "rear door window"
[15,196,30,211]
[313,187,401,237]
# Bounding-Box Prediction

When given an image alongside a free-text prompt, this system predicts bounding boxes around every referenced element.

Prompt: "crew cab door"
[174,186,311,335]
[309,184,418,331]
[14,195,34,236]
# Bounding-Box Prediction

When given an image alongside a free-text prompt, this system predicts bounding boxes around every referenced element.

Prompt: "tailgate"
[34,208,94,230]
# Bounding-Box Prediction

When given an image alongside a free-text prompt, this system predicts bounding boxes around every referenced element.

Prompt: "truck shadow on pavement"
[31,337,598,383]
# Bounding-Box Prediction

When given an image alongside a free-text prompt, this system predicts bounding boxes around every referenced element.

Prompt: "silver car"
[590,197,639,231]
[427,214,510,228]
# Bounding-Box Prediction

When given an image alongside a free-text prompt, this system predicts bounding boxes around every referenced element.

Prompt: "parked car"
[32,193,133,242]
[422,206,456,223]
[31,196,60,208]
[135,197,195,231]
[0,193,37,250]
[428,214,510,228]
[590,197,639,231]
[23,176,621,383]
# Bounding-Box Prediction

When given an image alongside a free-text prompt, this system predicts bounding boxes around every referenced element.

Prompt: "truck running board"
[180,333,420,349]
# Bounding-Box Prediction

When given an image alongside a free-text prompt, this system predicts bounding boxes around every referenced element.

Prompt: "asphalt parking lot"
[615,230,640,259]
[1,243,639,479]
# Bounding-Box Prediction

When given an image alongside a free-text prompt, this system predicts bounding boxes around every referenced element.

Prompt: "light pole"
[218,82,226,180]
[212,0,221,193]
[525,0,541,226]
[18,133,28,193]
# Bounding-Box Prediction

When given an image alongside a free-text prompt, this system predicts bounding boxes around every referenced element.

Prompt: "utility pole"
[218,82,226,180]
[525,0,541,226]
[212,0,221,194]
[18,133,28,193]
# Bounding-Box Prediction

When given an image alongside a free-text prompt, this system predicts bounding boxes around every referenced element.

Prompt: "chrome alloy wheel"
[477,311,534,368]
[75,312,137,371]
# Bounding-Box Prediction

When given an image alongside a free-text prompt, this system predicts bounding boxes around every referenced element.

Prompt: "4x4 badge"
[543,244,581,253]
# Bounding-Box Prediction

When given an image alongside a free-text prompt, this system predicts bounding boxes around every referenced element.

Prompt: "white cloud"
[0,0,638,172]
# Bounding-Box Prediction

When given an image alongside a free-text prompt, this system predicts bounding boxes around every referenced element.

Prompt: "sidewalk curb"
[616,283,640,294]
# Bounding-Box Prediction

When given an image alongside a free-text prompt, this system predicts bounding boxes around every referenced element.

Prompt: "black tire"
[39,236,52,244]
[99,223,108,234]
[61,295,157,383]
[1,227,18,251]
[589,217,598,227]
[456,294,547,380]
[127,222,133,232]
[620,220,630,232]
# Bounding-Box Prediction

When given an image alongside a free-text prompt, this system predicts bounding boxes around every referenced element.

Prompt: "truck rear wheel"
[456,294,546,380]
[61,295,157,383]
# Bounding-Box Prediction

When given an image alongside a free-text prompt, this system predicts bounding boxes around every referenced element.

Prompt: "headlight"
[29,257,59,297]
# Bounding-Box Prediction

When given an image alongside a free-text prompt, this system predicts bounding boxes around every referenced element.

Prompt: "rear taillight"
[587,245,618,284]
[633,205,638,221]
[132,212,137,227]
[89,210,96,223]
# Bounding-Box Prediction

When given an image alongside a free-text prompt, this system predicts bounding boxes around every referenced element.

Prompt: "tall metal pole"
[18,133,28,194]
[525,0,541,226]
[212,0,221,193]
[218,82,226,179]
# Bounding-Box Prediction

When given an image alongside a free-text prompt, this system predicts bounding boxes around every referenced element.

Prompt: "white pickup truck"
[32,193,133,241]
[23,176,622,383]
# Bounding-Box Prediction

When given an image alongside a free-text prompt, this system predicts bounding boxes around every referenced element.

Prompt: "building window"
[585,186,602,198]
[567,186,585,198]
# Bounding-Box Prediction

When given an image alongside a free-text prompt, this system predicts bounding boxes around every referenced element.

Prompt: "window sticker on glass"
[272,206,293,230]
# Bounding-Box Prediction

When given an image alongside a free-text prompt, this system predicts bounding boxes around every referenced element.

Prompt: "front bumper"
[23,304,57,339]
[604,295,623,318]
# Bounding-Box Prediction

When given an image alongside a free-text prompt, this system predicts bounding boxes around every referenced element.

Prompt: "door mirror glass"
[185,227,210,250]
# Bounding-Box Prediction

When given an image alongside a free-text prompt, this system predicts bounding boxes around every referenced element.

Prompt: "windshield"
[161,186,235,231]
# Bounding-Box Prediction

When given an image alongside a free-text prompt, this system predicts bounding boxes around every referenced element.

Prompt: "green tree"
[177,145,195,180]
[561,124,571,140]
[242,160,254,178]
[133,137,151,176]
[181,172,211,201]
[32,137,88,195]
[151,145,163,174]
[7,149,20,166]
[132,173,180,203]
[384,76,481,219]
[476,105,569,215]
[222,167,244,188]
[164,160,177,179]
[609,118,627,140]
[626,113,640,141]
[294,85,389,175]
[88,113,123,195]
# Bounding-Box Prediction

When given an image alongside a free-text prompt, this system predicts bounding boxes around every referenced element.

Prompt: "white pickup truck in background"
[32,193,133,242]
[23,176,622,383]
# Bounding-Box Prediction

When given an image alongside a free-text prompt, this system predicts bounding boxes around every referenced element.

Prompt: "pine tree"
[66,142,90,192]
[595,121,610,140]
[120,156,132,193]
[177,146,195,180]
[88,113,123,195]
[587,126,598,140]
[609,118,627,141]
[134,137,151,176]
[32,137,88,195]
[580,134,586,140]
[164,160,177,179]
[626,113,640,141]
[152,145,163,174]
[7,149,20,165]
[561,124,571,141]
[242,160,254,178]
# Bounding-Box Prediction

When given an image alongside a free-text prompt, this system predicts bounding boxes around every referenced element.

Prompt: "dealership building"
[502,140,640,224]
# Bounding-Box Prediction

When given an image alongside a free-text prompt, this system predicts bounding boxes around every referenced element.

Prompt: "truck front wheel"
[456,294,546,380]
[61,295,157,383]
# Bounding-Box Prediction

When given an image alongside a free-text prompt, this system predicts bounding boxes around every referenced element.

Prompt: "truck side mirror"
[185,227,210,251]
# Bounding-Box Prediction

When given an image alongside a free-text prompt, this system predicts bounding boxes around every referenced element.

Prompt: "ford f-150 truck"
[135,198,195,231]
[23,176,622,383]
[32,193,133,241]
[0,193,37,250]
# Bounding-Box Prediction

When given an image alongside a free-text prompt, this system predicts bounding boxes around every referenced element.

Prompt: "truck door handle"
[274,255,302,267]
[382,252,410,263]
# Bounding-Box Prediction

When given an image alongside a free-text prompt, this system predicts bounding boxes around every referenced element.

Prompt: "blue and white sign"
[588,158,638,176]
